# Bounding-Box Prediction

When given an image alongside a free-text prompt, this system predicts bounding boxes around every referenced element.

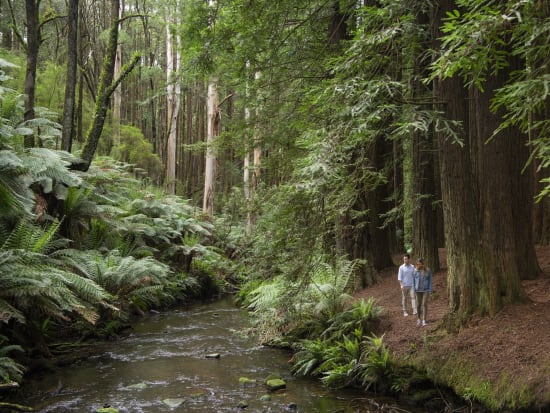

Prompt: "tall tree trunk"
[246,70,261,231]
[471,51,539,289]
[112,0,123,147]
[244,66,251,233]
[203,79,219,215]
[434,0,537,330]
[366,132,396,273]
[61,0,79,152]
[411,6,440,271]
[23,0,40,148]
[433,0,484,330]
[165,18,180,195]
[391,137,404,253]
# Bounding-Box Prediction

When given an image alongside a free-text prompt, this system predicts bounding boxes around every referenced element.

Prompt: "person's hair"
[403,253,410,259]
[416,258,424,264]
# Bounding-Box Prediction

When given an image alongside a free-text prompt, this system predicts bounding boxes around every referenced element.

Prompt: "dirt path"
[353,246,550,408]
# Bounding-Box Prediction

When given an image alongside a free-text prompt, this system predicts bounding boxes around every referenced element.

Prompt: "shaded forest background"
[0,0,549,410]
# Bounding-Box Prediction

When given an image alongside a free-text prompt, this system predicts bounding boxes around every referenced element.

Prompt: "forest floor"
[353,246,550,412]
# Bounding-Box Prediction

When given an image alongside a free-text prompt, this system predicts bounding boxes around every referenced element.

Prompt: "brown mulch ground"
[353,246,550,408]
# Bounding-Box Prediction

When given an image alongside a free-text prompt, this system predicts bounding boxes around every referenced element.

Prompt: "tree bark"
[470,51,539,289]
[433,0,485,330]
[23,0,41,148]
[61,0,79,152]
[411,7,440,271]
[75,0,140,171]
[165,18,180,195]
[203,79,219,215]
[112,0,123,147]
[434,0,537,329]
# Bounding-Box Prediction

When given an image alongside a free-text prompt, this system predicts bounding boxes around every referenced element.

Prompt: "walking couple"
[398,253,432,327]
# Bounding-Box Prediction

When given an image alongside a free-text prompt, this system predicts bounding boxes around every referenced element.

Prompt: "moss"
[393,350,541,411]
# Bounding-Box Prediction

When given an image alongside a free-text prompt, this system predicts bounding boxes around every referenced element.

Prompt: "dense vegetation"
[0,0,549,410]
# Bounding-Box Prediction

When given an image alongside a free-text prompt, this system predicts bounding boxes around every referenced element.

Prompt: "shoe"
[416,319,421,326]
[413,311,418,315]
[422,320,427,326]
[404,311,409,317]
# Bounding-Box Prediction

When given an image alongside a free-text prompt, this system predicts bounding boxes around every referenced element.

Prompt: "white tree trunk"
[165,18,180,195]
[112,0,123,146]
[246,70,262,231]
[203,79,219,215]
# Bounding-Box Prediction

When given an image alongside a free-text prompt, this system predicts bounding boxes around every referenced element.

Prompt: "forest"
[0,0,549,411]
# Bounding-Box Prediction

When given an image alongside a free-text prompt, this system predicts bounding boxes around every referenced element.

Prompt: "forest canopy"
[0,0,549,409]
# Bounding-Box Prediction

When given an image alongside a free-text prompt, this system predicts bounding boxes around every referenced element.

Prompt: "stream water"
[9,296,408,413]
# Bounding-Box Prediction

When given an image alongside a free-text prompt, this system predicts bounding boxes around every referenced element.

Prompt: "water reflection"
[11,297,400,412]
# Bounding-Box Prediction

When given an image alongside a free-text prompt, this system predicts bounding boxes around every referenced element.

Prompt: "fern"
[0,335,25,384]
[322,298,383,341]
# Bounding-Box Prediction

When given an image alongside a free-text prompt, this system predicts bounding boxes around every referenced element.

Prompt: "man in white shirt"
[398,253,416,316]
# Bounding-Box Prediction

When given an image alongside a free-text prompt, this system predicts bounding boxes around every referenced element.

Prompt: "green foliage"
[0,220,109,325]
[34,62,65,115]
[0,149,35,219]
[289,304,398,394]
[243,255,360,343]
[0,335,25,384]
[58,248,172,313]
[322,298,383,341]
[430,0,550,196]
[111,125,162,183]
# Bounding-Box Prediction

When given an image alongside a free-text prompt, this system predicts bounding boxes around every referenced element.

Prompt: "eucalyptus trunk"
[203,79,219,215]
[112,0,123,147]
[61,0,79,152]
[165,19,180,195]
[23,0,40,148]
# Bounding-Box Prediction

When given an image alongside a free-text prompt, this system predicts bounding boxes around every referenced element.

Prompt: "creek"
[9,296,411,413]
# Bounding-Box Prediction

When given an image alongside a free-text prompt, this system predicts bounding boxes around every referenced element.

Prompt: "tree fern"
[0,221,109,326]
[0,150,34,219]
[1,219,68,254]
[61,249,172,312]
[0,335,24,384]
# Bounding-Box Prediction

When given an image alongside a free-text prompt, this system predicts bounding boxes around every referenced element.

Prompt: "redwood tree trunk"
[434,0,538,329]
[411,6,439,271]
[433,0,485,330]
[471,51,539,295]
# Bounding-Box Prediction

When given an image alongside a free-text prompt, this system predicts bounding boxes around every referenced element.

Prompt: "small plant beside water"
[289,299,404,393]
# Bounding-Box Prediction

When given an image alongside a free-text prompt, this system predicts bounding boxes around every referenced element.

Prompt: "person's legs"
[415,292,424,325]
[421,293,428,323]
[409,288,417,314]
[401,286,411,315]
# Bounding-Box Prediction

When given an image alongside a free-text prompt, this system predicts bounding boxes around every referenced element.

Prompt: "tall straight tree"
[61,0,79,152]
[411,2,440,271]
[203,78,219,215]
[165,5,181,195]
[203,0,219,216]
[112,0,124,147]
[432,0,539,329]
